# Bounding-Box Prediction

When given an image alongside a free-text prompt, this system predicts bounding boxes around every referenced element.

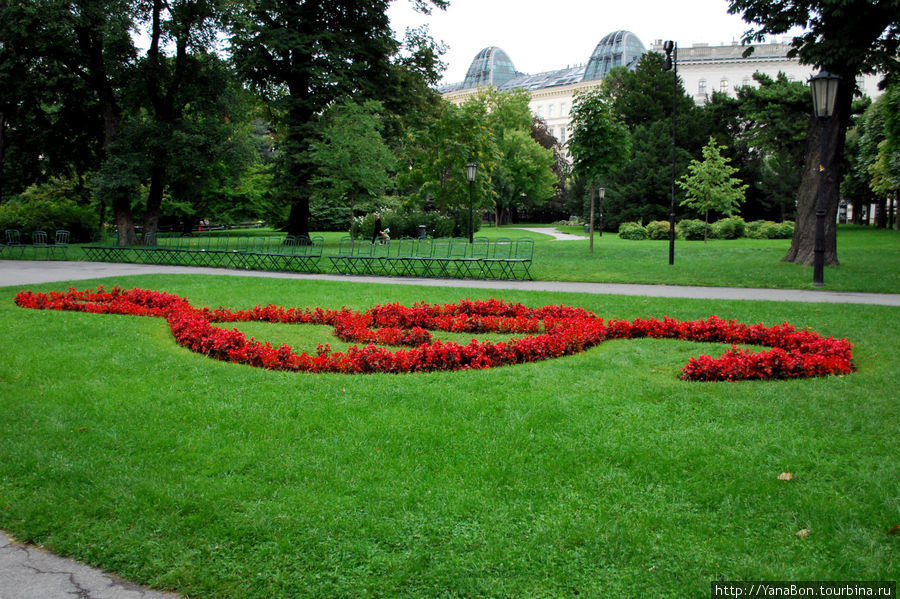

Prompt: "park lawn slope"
[0,274,897,598]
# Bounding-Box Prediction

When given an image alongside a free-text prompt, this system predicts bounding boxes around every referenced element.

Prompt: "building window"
[720,78,729,93]
[560,102,567,116]
[537,105,544,118]
[742,76,751,87]
[559,128,567,144]
[698,79,707,95]
[548,104,555,118]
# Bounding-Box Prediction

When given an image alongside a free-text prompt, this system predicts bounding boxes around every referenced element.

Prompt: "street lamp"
[809,70,841,286]
[662,40,677,265]
[598,187,605,237]
[465,162,477,243]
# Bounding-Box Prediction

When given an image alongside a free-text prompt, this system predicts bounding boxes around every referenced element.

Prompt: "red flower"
[14,288,856,380]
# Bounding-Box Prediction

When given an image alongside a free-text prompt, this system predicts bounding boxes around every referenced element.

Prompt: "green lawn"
[499,224,900,294]
[1,274,897,598]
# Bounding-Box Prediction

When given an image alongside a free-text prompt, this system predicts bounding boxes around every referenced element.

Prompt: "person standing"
[372,213,382,244]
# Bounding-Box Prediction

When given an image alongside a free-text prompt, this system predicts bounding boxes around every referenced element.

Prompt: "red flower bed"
[15,286,856,380]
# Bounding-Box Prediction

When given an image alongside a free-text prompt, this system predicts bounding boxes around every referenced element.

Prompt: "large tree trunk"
[143,163,166,245]
[77,18,136,246]
[0,111,6,202]
[782,75,853,266]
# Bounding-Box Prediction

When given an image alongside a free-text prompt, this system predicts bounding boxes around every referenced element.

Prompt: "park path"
[1,260,897,306]
[510,226,586,240]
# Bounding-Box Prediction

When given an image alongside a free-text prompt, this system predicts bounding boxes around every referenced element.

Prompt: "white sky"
[387,0,791,85]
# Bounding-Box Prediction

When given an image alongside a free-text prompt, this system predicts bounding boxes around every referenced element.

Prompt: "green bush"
[710,216,746,239]
[774,221,794,239]
[0,196,95,242]
[645,220,672,240]
[677,219,709,240]
[350,208,460,239]
[745,220,778,239]
[618,222,648,240]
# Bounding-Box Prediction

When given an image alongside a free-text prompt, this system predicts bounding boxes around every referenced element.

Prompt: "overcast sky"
[387,0,793,85]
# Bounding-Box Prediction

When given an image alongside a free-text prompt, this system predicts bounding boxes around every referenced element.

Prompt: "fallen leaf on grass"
[796,528,810,539]
[887,525,899,535]
[777,472,793,481]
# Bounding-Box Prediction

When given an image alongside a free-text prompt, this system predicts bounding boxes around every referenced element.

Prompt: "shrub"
[677,219,708,240]
[618,222,648,240]
[746,220,773,239]
[710,216,746,239]
[774,221,794,239]
[0,196,95,242]
[350,208,458,239]
[645,220,671,240]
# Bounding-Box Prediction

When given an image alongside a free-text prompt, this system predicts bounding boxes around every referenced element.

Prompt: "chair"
[32,231,50,259]
[50,230,70,259]
[3,230,25,258]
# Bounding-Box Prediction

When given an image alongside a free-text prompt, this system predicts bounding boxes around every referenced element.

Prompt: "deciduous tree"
[729,0,900,265]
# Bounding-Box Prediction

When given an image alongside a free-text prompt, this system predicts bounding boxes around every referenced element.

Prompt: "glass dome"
[462,47,519,88]
[583,30,646,81]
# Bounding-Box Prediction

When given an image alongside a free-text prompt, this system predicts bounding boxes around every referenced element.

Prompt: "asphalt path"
[1,259,898,305]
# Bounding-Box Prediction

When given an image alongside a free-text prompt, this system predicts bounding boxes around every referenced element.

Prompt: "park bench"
[326,235,532,280]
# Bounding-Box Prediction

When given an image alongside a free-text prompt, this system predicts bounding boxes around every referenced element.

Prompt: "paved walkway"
[1,258,898,599]
[0,530,178,599]
[511,226,587,241]
[1,260,898,305]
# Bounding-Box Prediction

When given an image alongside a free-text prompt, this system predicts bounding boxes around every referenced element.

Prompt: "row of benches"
[78,234,534,280]
[82,234,324,272]
[1,229,70,259]
[329,236,534,280]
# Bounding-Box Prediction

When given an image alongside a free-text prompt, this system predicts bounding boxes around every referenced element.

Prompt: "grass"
[10,223,899,294]
[0,274,897,598]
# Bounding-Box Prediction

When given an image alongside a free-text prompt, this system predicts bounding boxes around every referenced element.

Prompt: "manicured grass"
[500,224,900,294]
[1,274,897,598]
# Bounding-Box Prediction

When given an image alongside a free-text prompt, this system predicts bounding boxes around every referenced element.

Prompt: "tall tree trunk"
[782,74,852,266]
[875,197,887,228]
[0,111,6,202]
[76,18,136,246]
[143,162,166,245]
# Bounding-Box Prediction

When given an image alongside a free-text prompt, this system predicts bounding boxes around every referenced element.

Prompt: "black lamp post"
[465,162,477,243]
[809,70,841,287]
[598,187,605,237]
[662,40,677,265]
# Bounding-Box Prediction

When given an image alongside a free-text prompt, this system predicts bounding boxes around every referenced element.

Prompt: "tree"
[869,84,900,227]
[308,100,397,229]
[568,88,631,186]
[0,0,140,243]
[734,72,810,221]
[729,0,900,265]
[677,137,748,241]
[136,0,232,243]
[400,98,498,217]
[481,89,556,224]
[595,54,712,230]
[229,0,447,238]
[568,87,631,237]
